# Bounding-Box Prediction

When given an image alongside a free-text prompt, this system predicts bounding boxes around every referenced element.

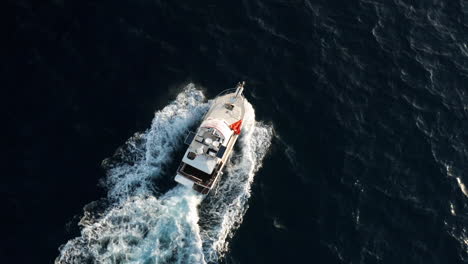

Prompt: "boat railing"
[214,88,237,98]
[214,81,245,98]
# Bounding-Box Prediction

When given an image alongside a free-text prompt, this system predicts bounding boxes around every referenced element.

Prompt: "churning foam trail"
[56,84,273,264]
[102,86,209,203]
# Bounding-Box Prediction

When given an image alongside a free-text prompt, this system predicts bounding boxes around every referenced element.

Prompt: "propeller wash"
[55,84,273,264]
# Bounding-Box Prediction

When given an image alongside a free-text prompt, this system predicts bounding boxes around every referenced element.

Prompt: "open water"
[4,0,468,263]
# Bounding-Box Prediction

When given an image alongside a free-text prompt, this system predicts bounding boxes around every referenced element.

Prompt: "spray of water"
[55,84,273,264]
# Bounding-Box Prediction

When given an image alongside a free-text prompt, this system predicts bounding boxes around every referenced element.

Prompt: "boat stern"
[174,174,195,188]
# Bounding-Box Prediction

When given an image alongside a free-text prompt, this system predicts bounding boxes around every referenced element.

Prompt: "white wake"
[55,84,273,264]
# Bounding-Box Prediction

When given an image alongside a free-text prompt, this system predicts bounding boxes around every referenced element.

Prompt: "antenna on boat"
[235,81,245,98]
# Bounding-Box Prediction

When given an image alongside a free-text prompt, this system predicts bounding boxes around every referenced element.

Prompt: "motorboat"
[174,82,246,194]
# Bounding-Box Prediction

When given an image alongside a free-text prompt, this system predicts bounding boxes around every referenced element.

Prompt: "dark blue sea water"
[4,0,468,263]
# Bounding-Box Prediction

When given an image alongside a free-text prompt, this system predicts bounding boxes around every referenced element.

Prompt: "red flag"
[229,120,242,135]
